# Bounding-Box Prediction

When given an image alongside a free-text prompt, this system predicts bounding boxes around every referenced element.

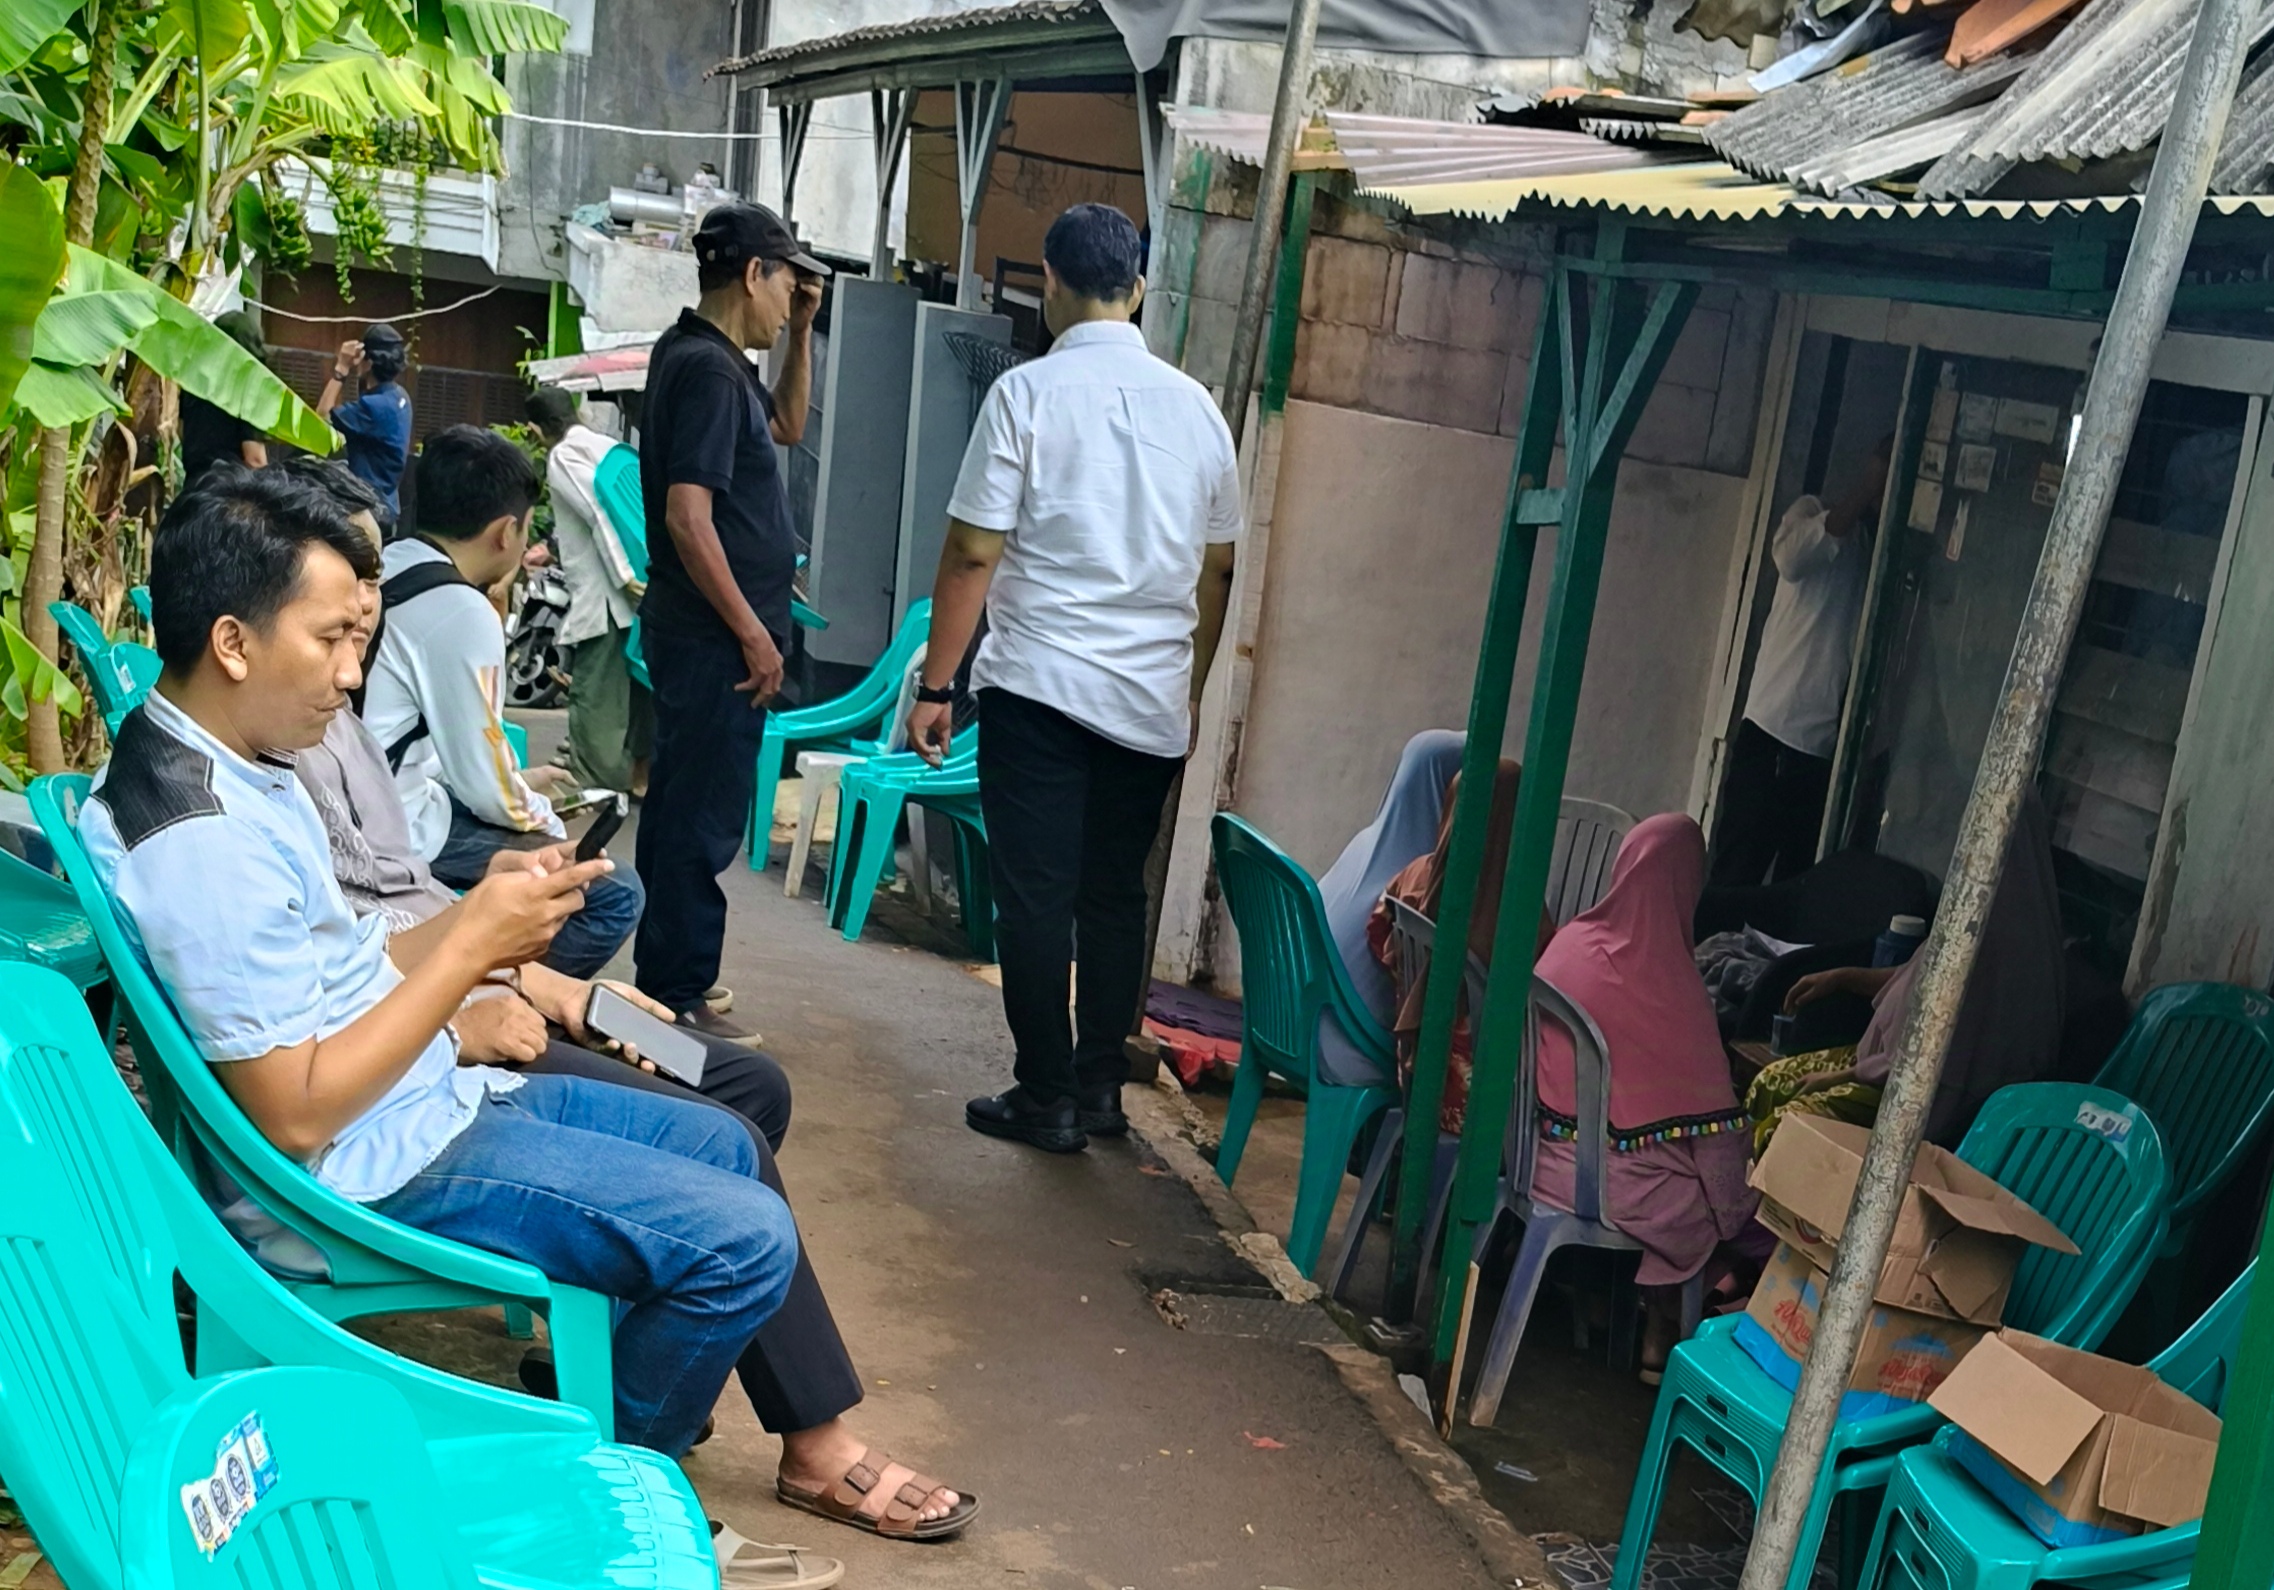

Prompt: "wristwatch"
[914,681,955,705]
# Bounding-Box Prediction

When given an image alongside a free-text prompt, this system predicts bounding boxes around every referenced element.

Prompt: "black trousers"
[525,1033,863,1435]
[635,621,771,1013]
[1710,718,1834,890]
[977,688,1183,1103]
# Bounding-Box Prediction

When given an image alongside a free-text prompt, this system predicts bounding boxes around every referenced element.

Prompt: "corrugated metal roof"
[1914,0,2274,198]
[1361,152,2274,222]
[1580,116,1709,144]
[1706,31,2032,186]
[2212,45,2274,192]
[1781,103,1993,194]
[1323,112,1667,186]
[1160,106,1272,165]
[713,0,1106,76]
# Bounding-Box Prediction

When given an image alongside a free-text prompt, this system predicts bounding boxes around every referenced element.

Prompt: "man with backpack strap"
[362,425,645,977]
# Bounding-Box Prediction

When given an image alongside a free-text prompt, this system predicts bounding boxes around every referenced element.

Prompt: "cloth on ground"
[1694,927,1801,1026]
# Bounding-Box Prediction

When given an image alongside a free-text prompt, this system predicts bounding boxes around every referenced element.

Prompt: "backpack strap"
[356,547,477,763]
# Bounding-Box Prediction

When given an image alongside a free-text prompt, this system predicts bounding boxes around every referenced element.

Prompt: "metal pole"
[1736,0,2256,1582]
[1216,0,1325,449]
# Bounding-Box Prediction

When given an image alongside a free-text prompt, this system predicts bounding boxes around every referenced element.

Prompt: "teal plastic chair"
[747,598,933,870]
[823,742,992,955]
[0,959,717,1590]
[30,774,621,1435]
[2091,981,2274,1262]
[50,598,160,737]
[503,716,529,768]
[1611,1083,2171,1590]
[1862,1260,2252,1590]
[1210,812,1401,1278]
[130,582,152,623]
[0,846,104,989]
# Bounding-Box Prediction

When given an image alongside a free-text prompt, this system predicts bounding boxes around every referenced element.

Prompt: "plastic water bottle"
[1873,914,1927,968]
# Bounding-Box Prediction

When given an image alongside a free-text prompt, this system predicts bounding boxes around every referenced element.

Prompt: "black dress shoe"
[1077,1086,1129,1138]
[966,1087,1088,1153]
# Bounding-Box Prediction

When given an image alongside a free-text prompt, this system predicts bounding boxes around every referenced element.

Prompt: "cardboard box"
[1736,1242,1987,1419]
[1750,1114,2077,1324]
[1930,1330,2222,1549]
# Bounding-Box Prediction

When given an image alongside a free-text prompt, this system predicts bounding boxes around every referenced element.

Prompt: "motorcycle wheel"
[507,628,568,710]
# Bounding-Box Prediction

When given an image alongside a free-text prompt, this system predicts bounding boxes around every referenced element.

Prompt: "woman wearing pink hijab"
[1529,813,1761,1379]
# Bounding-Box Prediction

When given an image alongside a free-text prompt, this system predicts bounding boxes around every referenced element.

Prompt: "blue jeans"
[429,798,646,978]
[372,1073,798,1455]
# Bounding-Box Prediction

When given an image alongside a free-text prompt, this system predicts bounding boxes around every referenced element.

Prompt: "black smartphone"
[574,793,628,863]
[583,984,709,1086]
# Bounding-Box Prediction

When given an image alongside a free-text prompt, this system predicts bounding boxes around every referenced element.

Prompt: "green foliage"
[0,165,68,417]
[0,0,87,77]
[0,616,85,721]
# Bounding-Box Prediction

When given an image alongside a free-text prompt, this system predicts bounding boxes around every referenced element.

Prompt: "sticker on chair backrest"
[2075,1101,2133,1143]
[179,1413,277,1557]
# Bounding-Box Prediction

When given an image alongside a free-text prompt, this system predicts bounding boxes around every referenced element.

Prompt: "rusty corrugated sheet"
[715,0,1102,76]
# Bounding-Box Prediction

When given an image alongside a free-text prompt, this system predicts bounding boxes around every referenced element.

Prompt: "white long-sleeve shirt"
[364,538,562,859]
[1743,495,1867,759]
[547,424,641,648]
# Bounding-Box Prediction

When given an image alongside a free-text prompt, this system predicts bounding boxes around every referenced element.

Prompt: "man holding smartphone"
[633,203,826,1041]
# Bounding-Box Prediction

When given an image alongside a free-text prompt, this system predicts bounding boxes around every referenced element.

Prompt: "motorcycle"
[505,558,570,710]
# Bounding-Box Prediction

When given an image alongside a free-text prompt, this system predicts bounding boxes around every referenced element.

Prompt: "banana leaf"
[275,34,441,128]
[0,165,67,417]
[161,0,253,75]
[0,0,86,77]
[0,616,85,721]
[439,0,565,55]
[13,363,127,426]
[66,246,336,452]
[30,287,159,368]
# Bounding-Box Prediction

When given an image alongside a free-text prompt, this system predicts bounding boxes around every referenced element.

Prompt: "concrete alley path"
[653,847,1505,1590]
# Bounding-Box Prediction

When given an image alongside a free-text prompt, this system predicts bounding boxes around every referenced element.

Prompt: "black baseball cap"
[361,322,405,349]
[694,202,831,279]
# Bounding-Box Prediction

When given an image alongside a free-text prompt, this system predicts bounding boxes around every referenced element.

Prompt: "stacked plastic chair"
[1610,1083,2171,1590]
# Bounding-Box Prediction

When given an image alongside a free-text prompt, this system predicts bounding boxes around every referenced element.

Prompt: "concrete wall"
[497,0,744,284]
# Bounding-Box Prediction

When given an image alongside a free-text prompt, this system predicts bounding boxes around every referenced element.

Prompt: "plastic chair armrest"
[2042,1523,2198,1582]
[154,1133,589,1442]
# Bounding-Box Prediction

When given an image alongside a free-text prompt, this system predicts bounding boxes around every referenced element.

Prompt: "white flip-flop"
[711,1522,844,1589]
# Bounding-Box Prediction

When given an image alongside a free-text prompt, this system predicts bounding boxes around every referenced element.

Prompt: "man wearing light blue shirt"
[85,467,797,1457]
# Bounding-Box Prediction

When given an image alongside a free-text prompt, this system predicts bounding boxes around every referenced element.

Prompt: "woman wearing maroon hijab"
[1529,813,1762,1378]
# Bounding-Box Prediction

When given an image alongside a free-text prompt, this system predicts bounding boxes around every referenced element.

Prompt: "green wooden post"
[1387,270,1567,1316]
[1432,260,1699,1365]
[2191,1220,2274,1584]
[546,280,583,361]
[1261,173,1317,417]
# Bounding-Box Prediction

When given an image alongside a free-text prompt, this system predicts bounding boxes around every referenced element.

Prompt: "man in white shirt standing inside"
[529,387,649,797]
[908,203,1241,1154]
[1710,438,1891,888]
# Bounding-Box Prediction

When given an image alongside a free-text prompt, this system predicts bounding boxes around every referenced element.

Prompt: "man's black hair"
[413,424,539,541]
[148,466,381,675]
[1042,203,1142,302]
[527,385,579,437]
[274,453,386,520]
[363,323,407,383]
[697,252,784,295]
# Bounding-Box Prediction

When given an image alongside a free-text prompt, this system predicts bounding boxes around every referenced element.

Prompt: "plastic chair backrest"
[876,644,928,756]
[30,775,513,1295]
[0,964,483,1590]
[1213,812,1392,1086]
[0,960,201,1589]
[1529,975,1612,1224]
[2092,981,2274,1224]
[130,584,152,623]
[48,599,113,660]
[1548,798,1635,926]
[102,642,161,733]
[590,441,650,578]
[2149,1259,2252,1413]
[1955,1082,2170,1347]
[1383,894,1494,1109]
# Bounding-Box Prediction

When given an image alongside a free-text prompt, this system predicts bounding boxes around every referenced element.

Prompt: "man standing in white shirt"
[1711,438,1891,888]
[529,387,650,796]
[908,204,1241,1154]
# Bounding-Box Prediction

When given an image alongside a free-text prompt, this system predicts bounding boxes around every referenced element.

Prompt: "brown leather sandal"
[775,1448,979,1541]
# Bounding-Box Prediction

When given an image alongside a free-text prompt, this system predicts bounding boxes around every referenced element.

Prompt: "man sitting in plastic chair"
[82,470,803,1500]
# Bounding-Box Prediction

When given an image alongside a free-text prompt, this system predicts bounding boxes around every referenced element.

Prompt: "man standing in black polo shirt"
[634,203,827,1038]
